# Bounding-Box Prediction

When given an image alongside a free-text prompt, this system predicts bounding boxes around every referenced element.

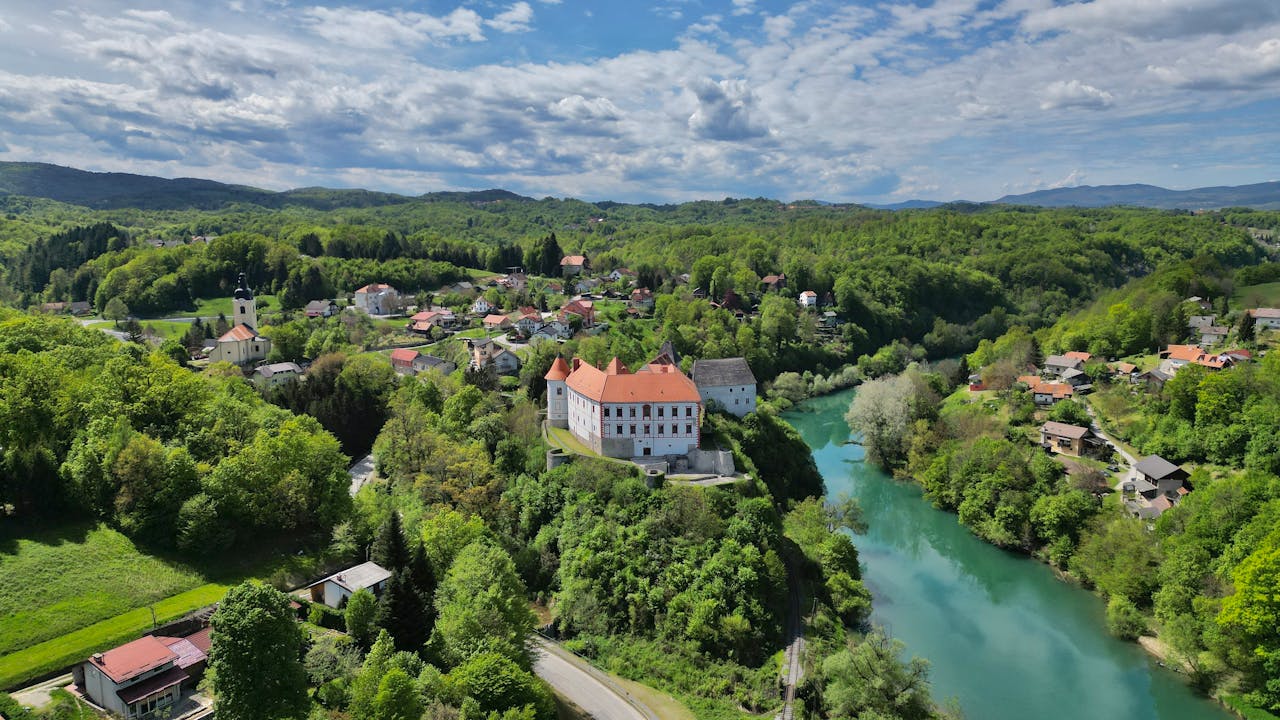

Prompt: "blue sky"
[0,0,1278,203]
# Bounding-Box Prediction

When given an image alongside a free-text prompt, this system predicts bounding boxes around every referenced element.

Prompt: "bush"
[1105,596,1147,640]
[308,602,346,631]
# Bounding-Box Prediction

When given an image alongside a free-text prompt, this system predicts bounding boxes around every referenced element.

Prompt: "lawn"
[1233,282,1280,308]
[0,524,208,657]
[0,521,335,690]
[0,584,227,690]
[186,293,279,318]
[546,425,602,459]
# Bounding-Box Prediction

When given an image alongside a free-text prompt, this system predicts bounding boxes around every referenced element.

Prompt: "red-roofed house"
[1160,344,1232,373]
[390,348,420,373]
[1031,381,1074,405]
[560,299,596,327]
[76,632,209,719]
[799,290,818,308]
[546,356,703,458]
[560,255,589,277]
[1064,351,1093,363]
[760,273,787,291]
[483,314,513,332]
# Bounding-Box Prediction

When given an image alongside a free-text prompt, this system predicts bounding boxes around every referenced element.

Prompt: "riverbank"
[786,388,1232,720]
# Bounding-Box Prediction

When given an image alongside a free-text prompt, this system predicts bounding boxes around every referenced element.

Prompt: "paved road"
[348,454,376,496]
[532,638,653,720]
[1083,402,1139,490]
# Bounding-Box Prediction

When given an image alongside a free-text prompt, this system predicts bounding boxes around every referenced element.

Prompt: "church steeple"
[231,272,258,330]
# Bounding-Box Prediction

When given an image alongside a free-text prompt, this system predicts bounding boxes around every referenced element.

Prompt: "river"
[783,388,1230,720]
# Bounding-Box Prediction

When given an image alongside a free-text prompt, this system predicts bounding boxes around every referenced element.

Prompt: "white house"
[76,633,210,720]
[307,561,392,609]
[547,356,703,458]
[353,283,401,315]
[799,291,818,309]
[305,299,339,318]
[1248,308,1280,330]
[467,338,521,375]
[253,362,302,387]
[691,358,758,417]
[213,274,270,366]
[472,297,495,315]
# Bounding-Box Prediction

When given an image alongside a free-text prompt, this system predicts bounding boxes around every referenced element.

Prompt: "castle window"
[557,387,562,395]
[644,425,650,435]
[240,306,245,314]
[686,406,692,417]
[657,425,664,435]
[616,425,622,435]
[630,407,636,418]
[658,407,664,417]
[630,424,636,435]
[686,424,693,434]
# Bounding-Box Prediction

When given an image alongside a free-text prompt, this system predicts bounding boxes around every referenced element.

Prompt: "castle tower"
[545,356,570,428]
[232,272,257,330]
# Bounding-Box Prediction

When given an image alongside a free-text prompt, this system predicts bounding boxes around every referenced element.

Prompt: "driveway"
[1083,402,1139,491]
[532,638,653,720]
[348,454,376,496]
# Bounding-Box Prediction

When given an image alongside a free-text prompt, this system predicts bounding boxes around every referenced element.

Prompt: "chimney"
[572,358,581,371]
[93,653,104,663]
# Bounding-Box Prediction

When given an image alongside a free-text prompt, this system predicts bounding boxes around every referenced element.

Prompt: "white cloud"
[487,3,535,34]
[1039,80,1114,110]
[1149,38,1280,89]
[1023,0,1280,40]
[687,78,770,141]
[732,0,756,17]
[302,6,485,48]
[1050,168,1087,188]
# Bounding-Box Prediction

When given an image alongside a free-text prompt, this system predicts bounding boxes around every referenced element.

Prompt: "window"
[686,406,693,417]
[671,424,678,434]
[658,425,664,435]
[658,406,664,417]
[686,424,693,434]
[643,404,651,417]
[616,425,623,435]
[556,387,562,395]
[239,306,245,314]
[644,425,650,435]
[630,424,636,435]
[630,407,636,418]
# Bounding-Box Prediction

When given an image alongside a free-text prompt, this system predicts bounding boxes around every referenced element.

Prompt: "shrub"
[1105,596,1147,640]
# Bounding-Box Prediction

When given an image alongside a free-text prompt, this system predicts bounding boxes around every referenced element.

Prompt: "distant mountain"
[0,162,532,211]
[863,199,947,210]
[993,182,1280,210]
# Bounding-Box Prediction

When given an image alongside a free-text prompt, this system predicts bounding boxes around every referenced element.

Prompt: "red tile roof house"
[560,255,589,277]
[390,348,421,374]
[74,630,211,720]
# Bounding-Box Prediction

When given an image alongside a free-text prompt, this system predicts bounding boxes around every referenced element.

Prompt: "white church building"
[546,356,703,458]
[213,273,270,366]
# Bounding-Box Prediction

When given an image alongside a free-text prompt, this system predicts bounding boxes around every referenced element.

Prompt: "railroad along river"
[783,388,1229,720]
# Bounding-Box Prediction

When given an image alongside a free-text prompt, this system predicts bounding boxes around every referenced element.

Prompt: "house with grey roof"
[1038,421,1104,458]
[252,362,303,387]
[1133,455,1190,501]
[691,357,757,417]
[1044,354,1084,376]
[306,561,392,608]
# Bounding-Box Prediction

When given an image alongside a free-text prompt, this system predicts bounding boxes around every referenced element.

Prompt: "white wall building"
[354,283,401,315]
[214,273,270,366]
[691,358,758,417]
[306,561,392,609]
[547,357,702,458]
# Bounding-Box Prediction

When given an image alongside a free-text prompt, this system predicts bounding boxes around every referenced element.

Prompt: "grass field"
[87,319,190,341]
[1233,282,1280,308]
[186,294,279,318]
[0,524,208,657]
[0,584,227,690]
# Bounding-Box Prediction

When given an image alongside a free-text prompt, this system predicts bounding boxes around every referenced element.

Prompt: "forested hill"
[994,181,1280,210]
[0,162,532,211]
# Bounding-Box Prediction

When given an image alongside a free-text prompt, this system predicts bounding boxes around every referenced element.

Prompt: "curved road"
[532,638,654,720]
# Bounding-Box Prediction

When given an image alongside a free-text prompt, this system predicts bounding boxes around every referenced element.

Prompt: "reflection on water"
[784,389,1229,720]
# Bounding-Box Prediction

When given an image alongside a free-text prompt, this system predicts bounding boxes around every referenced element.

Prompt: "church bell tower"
[232,272,257,330]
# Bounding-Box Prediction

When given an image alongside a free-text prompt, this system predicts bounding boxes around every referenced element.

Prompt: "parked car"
[1107,464,1120,472]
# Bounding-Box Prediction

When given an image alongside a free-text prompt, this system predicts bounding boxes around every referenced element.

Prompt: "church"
[213,273,270,366]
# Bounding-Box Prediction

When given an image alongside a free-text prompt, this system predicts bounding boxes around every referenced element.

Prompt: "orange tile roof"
[606,358,628,375]
[1164,344,1204,362]
[218,324,258,342]
[1064,351,1093,362]
[1032,381,1074,398]
[356,283,392,294]
[410,311,439,322]
[545,357,570,381]
[390,348,419,364]
[90,635,176,684]
[483,314,510,325]
[561,255,587,266]
[1016,375,1041,386]
[565,357,701,403]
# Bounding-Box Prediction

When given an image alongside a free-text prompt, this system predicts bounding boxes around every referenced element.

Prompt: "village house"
[471,296,495,315]
[443,281,476,296]
[512,308,543,336]
[413,354,456,375]
[75,629,211,720]
[252,362,302,387]
[307,561,392,609]
[305,299,339,318]
[353,283,401,315]
[560,255,589,277]
[1043,354,1085,376]
[1187,296,1214,312]
[546,356,703,458]
[1196,325,1230,346]
[1109,362,1140,383]
[390,348,421,374]
[483,314,513,332]
[1030,380,1074,405]
[691,358,758,417]
[495,273,528,292]
[1060,367,1090,388]
[213,274,270,366]
[406,310,448,335]
[629,287,655,311]
[1039,421,1105,457]
[760,273,787,292]
[1138,368,1173,392]
[1159,344,1231,374]
[1247,308,1280,330]
[560,298,596,327]
[466,338,520,375]
[1187,314,1217,329]
[1125,455,1191,517]
[798,290,818,309]
[607,268,636,283]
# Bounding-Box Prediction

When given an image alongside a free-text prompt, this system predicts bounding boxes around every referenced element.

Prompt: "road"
[348,454,376,496]
[532,638,654,720]
[1082,402,1140,491]
[776,560,805,720]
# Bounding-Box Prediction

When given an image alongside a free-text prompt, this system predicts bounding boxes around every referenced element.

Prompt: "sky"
[0,0,1278,204]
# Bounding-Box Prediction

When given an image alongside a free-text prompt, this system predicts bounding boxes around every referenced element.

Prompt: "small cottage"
[307,561,392,609]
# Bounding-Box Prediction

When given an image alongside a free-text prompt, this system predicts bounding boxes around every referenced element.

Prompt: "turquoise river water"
[783,388,1230,720]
